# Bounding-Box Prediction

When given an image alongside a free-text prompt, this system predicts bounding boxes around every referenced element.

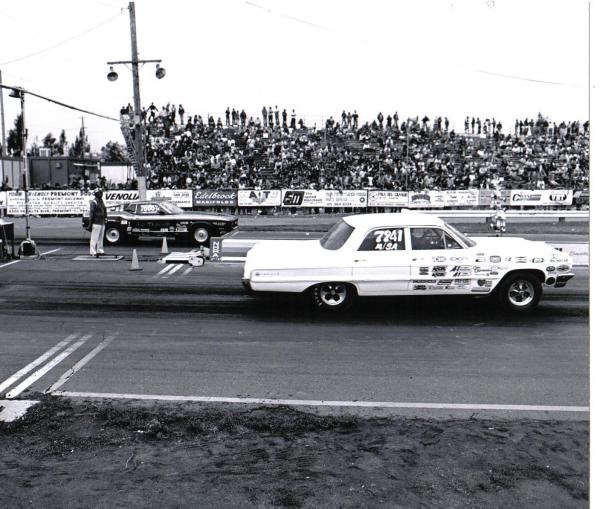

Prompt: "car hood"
[469,236,564,258]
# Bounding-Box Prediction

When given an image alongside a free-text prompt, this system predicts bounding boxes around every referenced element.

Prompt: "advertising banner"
[7,190,87,215]
[282,189,367,208]
[408,191,445,208]
[367,190,409,208]
[237,190,281,207]
[147,189,193,208]
[442,189,480,207]
[478,189,511,207]
[508,189,573,206]
[0,191,6,209]
[103,190,140,206]
[193,189,237,207]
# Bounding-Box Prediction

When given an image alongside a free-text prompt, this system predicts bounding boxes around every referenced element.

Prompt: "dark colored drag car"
[82,201,238,246]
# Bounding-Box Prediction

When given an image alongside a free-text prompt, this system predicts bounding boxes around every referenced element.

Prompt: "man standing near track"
[88,189,107,258]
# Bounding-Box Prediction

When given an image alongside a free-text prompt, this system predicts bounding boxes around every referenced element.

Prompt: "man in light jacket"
[89,189,107,257]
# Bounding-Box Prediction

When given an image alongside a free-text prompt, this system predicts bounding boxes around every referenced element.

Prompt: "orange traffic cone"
[161,236,169,254]
[129,249,142,271]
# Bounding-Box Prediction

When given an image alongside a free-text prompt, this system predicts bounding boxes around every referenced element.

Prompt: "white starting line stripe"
[46,334,117,394]
[0,333,78,395]
[41,248,62,256]
[6,333,93,399]
[162,264,183,278]
[50,392,589,413]
[0,260,20,269]
[153,265,173,278]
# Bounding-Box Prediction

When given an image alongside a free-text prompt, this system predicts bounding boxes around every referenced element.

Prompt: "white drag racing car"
[242,212,574,311]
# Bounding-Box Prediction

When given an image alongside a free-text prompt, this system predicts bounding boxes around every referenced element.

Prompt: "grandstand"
[117,107,589,193]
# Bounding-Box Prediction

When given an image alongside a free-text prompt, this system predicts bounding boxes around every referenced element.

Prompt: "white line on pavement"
[46,334,117,393]
[41,248,62,256]
[50,392,590,413]
[162,264,183,278]
[6,334,93,399]
[180,267,193,277]
[0,333,78,394]
[0,260,20,269]
[153,265,173,278]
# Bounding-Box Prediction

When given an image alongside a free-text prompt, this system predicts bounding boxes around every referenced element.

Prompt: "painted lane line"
[50,392,590,413]
[153,265,173,278]
[162,264,183,278]
[41,248,62,256]
[0,333,79,395]
[46,334,117,393]
[0,260,20,269]
[180,267,193,278]
[6,334,93,399]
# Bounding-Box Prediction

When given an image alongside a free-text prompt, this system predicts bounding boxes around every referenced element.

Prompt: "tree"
[69,126,90,158]
[100,141,129,163]
[42,132,59,155]
[6,113,24,156]
[58,130,67,155]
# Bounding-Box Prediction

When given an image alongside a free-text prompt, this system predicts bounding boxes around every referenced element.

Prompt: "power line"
[0,84,119,122]
[476,69,579,87]
[243,1,327,30]
[0,11,126,66]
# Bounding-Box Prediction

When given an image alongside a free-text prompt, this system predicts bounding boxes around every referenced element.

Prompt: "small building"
[28,156,100,189]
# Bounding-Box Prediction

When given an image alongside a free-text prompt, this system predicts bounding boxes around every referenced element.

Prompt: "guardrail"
[418,210,588,220]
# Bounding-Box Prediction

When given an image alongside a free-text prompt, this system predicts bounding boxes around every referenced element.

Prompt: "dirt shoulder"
[0,396,588,508]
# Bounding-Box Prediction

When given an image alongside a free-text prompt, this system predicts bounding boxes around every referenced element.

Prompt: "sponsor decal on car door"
[352,227,412,294]
[409,227,474,292]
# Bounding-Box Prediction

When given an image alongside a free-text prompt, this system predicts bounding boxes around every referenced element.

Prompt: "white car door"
[352,226,412,295]
[408,227,474,294]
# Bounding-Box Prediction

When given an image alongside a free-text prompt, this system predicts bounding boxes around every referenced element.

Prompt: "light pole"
[106,1,165,201]
[8,86,36,257]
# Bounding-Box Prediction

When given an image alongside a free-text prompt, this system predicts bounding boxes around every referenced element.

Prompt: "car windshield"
[320,220,355,250]
[444,222,477,248]
[160,202,184,214]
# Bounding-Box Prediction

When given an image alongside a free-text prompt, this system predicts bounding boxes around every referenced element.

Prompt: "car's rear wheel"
[105,226,125,245]
[190,226,211,246]
[310,282,355,311]
[497,272,542,311]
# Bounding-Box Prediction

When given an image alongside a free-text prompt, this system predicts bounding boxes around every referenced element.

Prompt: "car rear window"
[320,220,355,250]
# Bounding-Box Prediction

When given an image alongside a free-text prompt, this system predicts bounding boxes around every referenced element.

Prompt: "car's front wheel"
[310,282,355,311]
[104,225,125,245]
[497,272,542,311]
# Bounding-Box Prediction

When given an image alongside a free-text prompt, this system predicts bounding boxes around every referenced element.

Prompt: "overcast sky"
[0,0,591,152]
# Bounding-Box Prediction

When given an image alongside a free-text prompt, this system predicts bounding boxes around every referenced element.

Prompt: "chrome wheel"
[507,280,535,307]
[319,283,348,306]
[192,227,209,244]
[105,227,121,244]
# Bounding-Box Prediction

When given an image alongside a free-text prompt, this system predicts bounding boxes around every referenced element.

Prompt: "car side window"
[137,203,160,215]
[358,228,405,251]
[444,232,462,249]
[410,228,446,250]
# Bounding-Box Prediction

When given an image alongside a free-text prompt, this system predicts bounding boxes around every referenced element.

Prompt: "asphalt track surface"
[0,229,589,421]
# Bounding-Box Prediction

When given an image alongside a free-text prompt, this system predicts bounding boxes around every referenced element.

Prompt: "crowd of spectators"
[114,105,589,193]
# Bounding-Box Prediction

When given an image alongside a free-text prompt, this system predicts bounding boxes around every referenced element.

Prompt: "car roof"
[343,211,446,229]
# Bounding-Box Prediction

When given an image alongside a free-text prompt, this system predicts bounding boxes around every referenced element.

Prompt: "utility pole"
[107,1,164,200]
[0,70,6,194]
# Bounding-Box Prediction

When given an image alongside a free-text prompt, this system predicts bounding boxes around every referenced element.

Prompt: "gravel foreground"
[0,396,588,508]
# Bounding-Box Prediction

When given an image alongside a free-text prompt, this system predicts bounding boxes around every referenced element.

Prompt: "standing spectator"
[471,117,475,134]
[444,117,449,132]
[262,106,267,126]
[88,189,107,257]
[178,104,185,124]
[386,115,392,129]
[282,109,287,127]
[232,108,238,127]
[352,110,358,129]
[268,107,274,128]
[393,111,399,129]
[464,116,469,133]
[275,106,280,127]
[341,110,347,128]
[240,109,247,128]
[290,109,296,129]
[377,112,384,128]
[225,107,231,127]
[476,117,481,134]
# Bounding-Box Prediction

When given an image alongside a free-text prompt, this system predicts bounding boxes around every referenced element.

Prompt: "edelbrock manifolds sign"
[193,189,237,207]
[282,189,367,208]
